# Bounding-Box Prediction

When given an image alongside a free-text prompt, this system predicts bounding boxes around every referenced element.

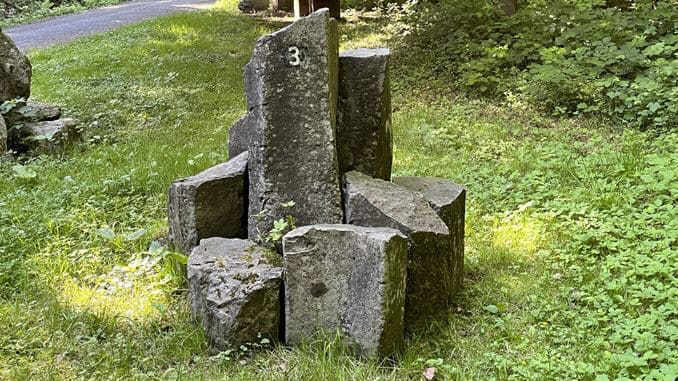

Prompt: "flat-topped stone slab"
[394,176,466,293]
[343,171,454,329]
[245,9,343,242]
[11,118,81,153]
[2,100,61,126]
[168,152,248,254]
[188,238,283,350]
[337,48,392,181]
[283,224,407,357]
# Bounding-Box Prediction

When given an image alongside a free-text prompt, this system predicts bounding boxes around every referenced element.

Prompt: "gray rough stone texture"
[393,176,466,295]
[0,30,31,102]
[0,114,6,154]
[168,152,249,254]
[188,238,283,350]
[245,9,343,242]
[238,0,269,12]
[3,100,61,126]
[337,48,392,181]
[342,171,454,329]
[228,114,251,159]
[283,224,407,357]
[11,118,80,152]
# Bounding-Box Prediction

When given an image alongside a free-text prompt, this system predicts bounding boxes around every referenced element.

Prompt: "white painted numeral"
[288,46,301,66]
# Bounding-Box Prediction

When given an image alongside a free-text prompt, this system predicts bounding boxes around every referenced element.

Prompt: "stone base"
[283,224,407,357]
[188,238,283,350]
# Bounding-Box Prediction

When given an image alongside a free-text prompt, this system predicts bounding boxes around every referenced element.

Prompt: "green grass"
[1,1,677,379]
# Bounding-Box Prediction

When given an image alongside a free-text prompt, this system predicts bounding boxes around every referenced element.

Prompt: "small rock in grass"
[9,118,80,153]
[283,224,407,357]
[188,238,283,350]
[168,152,249,254]
[2,100,61,125]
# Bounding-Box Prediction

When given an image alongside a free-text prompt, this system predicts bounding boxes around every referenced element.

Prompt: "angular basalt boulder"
[188,238,283,350]
[337,48,392,181]
[9,118,80,153]
[228,114,251,159]
[0,30,31,102]
[0,114,6,154]
[3,100,61,126]
[394,176,466,294]
[245,9,343,241]
[342,171,454,329]
[283,224,407,357]
[168,152,248,254]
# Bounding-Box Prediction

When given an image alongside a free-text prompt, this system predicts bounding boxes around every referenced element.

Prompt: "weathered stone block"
[3,100,61,126]
[337,48,392,181]
[0,30,31,102]
[188,238,283,350]
[9,118,80,153]
[245,9,343,241]
[168,152,248,254]
[342,171,454,328]
[394,176,466,294]
[228,114,251,159]
[283,224,407,357]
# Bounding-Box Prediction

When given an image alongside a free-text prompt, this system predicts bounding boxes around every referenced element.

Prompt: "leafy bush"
[397,0,678,129]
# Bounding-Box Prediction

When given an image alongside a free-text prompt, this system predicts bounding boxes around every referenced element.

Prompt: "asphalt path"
[5,0,217,51]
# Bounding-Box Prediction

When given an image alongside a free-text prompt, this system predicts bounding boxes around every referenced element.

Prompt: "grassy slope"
[1,1,676,379]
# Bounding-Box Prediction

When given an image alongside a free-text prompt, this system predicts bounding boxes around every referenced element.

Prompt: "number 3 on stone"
[288,46,302,67]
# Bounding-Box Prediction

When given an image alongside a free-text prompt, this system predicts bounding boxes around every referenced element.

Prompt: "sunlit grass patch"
[59,271,169,321]
[489,205,548,261]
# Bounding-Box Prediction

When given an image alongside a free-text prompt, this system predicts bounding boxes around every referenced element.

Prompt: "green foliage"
[398,0,678,129]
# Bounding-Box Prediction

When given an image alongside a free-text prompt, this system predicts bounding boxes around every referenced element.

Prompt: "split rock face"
[245,9,343,242]
[188,238,283,350]
[283,224,407,357]
[168,152,249,254]
[394,176,466,293]
[0,30,31,102]
[342,171,454,329]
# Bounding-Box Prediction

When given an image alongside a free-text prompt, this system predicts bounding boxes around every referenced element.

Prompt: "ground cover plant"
[397,0,678,130]
[0,0,676,379]
[0,0,128,28]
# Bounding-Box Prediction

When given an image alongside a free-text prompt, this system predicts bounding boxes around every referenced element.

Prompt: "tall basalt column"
[337,48,392,181]
[245,9,343,242]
